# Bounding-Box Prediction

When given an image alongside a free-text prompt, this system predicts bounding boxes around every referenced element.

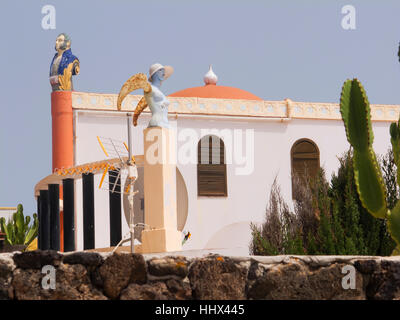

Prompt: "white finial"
[204,65,218,85]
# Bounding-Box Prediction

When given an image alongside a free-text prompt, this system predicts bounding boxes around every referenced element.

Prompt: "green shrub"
[330,150,395,255]
[250,149,396,256]
[0,204,38,247]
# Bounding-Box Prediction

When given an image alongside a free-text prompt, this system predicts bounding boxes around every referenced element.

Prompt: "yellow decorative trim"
[34,155,144,197]
[99,164,109,189]
[123,142,129,152]
[71,92,400,122]
[97,136,109,157]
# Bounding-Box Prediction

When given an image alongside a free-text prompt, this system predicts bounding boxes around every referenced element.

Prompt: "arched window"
[197,135,227,196]
[291,139,320,197]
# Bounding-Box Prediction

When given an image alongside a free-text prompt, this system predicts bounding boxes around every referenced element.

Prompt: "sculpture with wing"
[117,63,174,128]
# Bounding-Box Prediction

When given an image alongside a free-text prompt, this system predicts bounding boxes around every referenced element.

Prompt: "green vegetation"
[251,77,400,256]
[0,204,38,247]
[250,150,396,256]
[340,79,400,254]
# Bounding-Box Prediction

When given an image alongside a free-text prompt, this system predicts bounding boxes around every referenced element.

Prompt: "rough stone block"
[148,256,189,278]
[12,263,107,300]
[188,255,248,300]
[120,282,171,300]
[247,261,365,300]
[13,251,62,269]
[63,252,103,268]
[98,253,147,299]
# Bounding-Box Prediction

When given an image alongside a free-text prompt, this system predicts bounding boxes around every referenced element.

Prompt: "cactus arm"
[340,78,374,150]
[353,149,388,218]
[390,122,399,164]
[0,217,5,233]
[15,205,25,244]
[24,214,38,246]
[25,216,31,229]
[398,42,400,63]
[389,119,400,252]
[388,203,400,249]
[6,221,15,245]
[340,79,387,219]
[0,218,11,245]
[390,121,400,184]
[392,246,400,256]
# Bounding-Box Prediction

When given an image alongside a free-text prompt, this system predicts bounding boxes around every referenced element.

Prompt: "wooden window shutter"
[291,139,320,198]
[197,135,227,196]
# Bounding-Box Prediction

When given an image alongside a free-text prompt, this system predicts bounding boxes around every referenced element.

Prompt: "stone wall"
[0,251,399,300]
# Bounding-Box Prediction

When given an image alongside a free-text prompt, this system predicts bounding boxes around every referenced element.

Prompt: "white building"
[0,207,16,222]
[35,69,397,254]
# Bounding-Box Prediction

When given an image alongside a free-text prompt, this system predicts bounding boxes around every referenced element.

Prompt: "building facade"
[35,71,398,254]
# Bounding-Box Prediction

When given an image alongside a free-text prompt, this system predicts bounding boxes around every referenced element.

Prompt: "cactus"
[340,78,400,254]
[0,204,38,248]
[398,42,400,63]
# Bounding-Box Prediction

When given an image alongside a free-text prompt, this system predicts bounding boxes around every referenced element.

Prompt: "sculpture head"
[55,33,71,53]
[151,68,165,83]
[149,63,173,84]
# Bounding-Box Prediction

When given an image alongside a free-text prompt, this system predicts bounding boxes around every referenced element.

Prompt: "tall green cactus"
[0,204,38,247]
[340,79,400,254]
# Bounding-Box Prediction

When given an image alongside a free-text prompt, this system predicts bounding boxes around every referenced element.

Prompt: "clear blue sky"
[0,0,400,216]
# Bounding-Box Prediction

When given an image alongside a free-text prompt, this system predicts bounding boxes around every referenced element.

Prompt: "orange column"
[51,91,74,251]
[51,91,74,171]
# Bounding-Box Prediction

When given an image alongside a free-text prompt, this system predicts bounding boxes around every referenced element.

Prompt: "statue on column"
[49,33,80,91]
[117,63,174,128]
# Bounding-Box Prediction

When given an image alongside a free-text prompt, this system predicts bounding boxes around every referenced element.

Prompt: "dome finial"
[204,65,218,85]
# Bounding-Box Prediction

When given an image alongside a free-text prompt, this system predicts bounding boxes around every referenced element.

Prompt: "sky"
[0,0,400,216]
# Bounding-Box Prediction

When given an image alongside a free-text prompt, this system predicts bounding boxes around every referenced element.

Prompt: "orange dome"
[170,66,262,101]
[169,85,262,101]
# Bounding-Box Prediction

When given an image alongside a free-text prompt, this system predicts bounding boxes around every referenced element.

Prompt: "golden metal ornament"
[58,63,73,90]
[133,97,148,126]
[117,73,152,126]
[58,59,79,91]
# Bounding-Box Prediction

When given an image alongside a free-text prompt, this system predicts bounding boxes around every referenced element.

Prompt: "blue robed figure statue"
[49,33,80,91]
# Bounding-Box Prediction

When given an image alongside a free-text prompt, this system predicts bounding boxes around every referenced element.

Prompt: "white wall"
[0,208,15,222]
[74,111,148,250]
[74,110,393,253]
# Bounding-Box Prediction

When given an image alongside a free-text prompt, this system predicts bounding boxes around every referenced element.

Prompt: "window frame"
[290,138,320,199]
[197,135,228,197]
